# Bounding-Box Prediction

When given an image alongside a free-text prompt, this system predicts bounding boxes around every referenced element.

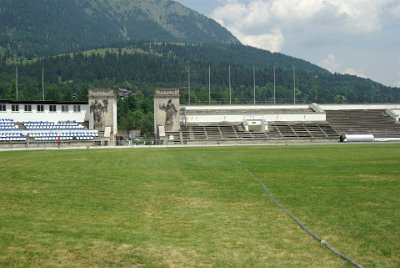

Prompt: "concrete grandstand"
[154,89,400,145]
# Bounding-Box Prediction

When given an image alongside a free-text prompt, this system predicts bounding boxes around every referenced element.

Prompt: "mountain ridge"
[0,0,240,58]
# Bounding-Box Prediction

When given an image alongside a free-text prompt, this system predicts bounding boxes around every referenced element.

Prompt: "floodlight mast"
[15,66,18,101]
[293,65,296,104]
[208,65,211,105]
[188,62,190,105]
[253,66,256,105]
[273,66,276,104]
[229,65,232,105]
[42,67,45,101]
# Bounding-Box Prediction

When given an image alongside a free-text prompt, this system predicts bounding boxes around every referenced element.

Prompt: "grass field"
[0,144,399,267]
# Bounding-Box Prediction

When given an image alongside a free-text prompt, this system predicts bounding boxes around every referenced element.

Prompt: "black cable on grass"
[240,162,364,268]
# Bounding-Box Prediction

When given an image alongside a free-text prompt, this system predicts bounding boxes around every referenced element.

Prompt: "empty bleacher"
[0,132,26,142]
[0,119,26,142]
[24,121,85,130]
[326,110,400,138]
[268,122,339,139]
[0,118,19,130]
[0,118,99,144]
[166,109,400,144]
[27,130,98,141]
[24,121,98,141]
[165,121,339,144]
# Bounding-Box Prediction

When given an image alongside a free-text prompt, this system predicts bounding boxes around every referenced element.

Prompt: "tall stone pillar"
[88,89,118,145]
[153,89,180,139]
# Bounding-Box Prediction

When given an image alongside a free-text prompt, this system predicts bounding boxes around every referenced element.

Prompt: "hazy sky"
[176,0,400,87]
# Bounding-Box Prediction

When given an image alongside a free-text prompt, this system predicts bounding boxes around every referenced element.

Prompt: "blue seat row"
[0,132,26,141]
[27,130,98,141]
[24,121,85,130]
[0,126,19,130]
[0,119,14,123]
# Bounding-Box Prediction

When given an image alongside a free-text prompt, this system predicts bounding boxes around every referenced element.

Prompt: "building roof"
[0,99,87,105]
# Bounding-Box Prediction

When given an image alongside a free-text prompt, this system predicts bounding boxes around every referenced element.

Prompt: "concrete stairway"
[326,110,400,138]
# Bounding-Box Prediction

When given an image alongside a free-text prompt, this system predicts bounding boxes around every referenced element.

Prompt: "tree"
[140,112,154,136]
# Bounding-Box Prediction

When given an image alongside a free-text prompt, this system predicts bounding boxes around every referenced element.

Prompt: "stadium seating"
[326,110,400,138]
[21,121,97,141]
[0,119,98,143]
[0,118,19,130]
[0,132,26,142]
[27,130,98,141]
[0,119,25,142]
[166,121,339,144]
[24,121,85,130]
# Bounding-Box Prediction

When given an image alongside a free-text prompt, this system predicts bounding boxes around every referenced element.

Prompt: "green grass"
[0,144,399,267]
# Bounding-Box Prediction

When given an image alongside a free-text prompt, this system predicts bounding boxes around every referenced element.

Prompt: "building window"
[0,104,6,112]
[12,104,19,112]
[37,105,44,112]
[73,105,81,112]
[24,104,32,112]
[49,104,57,112]
[62,105,69,112]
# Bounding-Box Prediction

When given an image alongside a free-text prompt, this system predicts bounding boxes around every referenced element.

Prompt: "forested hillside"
[0,0,239,58]
[1,42,400,134]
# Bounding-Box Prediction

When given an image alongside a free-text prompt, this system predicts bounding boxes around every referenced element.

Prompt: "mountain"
[0,0,240,58]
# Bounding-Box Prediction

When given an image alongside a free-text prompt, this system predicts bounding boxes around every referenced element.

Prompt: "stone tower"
[88,89,118,145]
[153,89,180,139]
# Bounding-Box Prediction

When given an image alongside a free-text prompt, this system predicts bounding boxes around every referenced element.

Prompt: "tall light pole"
[293,65,296,104]
[273,66,276,104]
[314,75,319,103]
[42,67,45,101]
[15,66,19,101]
[229,65,232,105]
[188,62,191,105]
[208,65,211,105]
[253,66,256,105]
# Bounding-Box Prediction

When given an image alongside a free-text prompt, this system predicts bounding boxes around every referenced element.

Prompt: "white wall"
[183,104,325,123]
[183,104,310,111]
[185,113,326,124]
[113,101,118,134]
[0,103,89,123]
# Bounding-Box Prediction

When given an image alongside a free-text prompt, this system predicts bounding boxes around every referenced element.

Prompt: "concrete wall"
[183,104,325,123]
[0,103,88,123]
[185,113,326,123]
[320,104,400,110]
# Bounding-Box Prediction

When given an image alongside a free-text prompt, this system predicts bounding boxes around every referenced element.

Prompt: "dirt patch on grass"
[145,246,200,267]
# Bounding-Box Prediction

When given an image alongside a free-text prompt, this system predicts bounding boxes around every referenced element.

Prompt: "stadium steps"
[166,121,340,144]
[268,122,339,139]
[326,110,400,138]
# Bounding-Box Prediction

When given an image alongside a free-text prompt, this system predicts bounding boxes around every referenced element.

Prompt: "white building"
[0,100,89,123]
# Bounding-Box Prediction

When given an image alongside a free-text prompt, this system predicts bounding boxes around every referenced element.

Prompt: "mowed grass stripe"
[0,144,399,267]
